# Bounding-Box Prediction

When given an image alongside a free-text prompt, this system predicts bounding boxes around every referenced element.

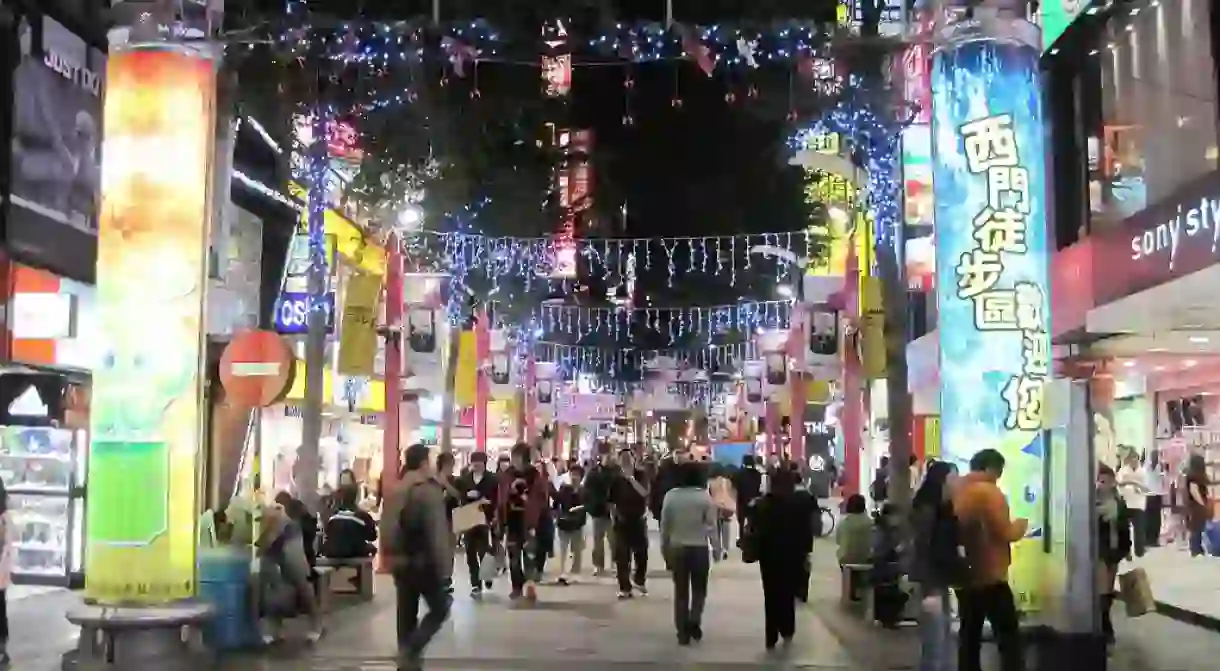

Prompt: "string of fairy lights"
[273,7,892,395]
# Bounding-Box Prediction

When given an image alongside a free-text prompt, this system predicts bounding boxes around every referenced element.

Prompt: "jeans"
[506,534,537,592]
[535,516,554,577]
[1145,495,1163,546]
[393,572,452,663]
[1128,508,1147,557]
[463,526,491,587]
[557,528,586,575]
[670,546,710,637]
[710,516,732,560]
[918,587,953,671]
[614,517,649,592]
[0,588,8,645]
[1189,527,1205,556]
[591,516,614,571]
[956,582,1023,671]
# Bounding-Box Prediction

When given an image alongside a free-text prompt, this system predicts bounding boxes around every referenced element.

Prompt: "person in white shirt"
[1117,451,1154,557]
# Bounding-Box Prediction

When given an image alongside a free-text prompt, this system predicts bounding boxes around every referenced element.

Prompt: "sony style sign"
[1096,171,1220,305]
[1128,195,1220,270]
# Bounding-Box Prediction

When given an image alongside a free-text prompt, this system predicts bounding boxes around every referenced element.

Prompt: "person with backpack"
[380,443,454,669]
[952,449,1028,671]
[910,460,961,671]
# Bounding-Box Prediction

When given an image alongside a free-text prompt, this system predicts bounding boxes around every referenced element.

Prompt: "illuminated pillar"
[931,14,1050,611]
[789,304,807,462]
[86,40,217,604]
[524,355,537,442]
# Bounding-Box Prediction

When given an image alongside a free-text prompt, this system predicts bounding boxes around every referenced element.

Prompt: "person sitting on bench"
[321,487,377,589]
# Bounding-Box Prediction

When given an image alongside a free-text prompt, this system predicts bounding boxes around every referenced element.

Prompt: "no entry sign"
[219,329,295,408]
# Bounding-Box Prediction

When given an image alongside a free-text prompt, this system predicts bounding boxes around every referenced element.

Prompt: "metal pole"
[296,94,328,513]
[664,0,674,27]
[432,0,441,24]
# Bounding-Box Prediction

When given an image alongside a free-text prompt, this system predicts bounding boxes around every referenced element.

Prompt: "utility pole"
[296,34,329,513]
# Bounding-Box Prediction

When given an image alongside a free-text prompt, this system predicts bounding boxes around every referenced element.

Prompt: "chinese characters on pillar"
[954,114,1045,432]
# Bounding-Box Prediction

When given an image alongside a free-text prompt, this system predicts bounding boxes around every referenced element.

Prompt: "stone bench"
[316,555,375,600]
[840,563,872,615]
[64,602,213,670]
[312,565,336,612]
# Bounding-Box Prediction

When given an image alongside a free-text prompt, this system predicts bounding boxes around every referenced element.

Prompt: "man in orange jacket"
[952,448,1028,671]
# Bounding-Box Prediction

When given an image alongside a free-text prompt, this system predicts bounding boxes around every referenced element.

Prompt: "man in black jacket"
[734,455,763,538]
[454,452,498,596]
[583,445,618,576]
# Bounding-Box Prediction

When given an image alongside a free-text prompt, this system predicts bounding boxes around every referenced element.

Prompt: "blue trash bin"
[198,549,256,650]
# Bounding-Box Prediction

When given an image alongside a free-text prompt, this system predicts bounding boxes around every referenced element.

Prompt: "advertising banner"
[931,22,1050,612]
[534,361,556,421]
[903,125,936,291]
[758,330,788,400]
[85,45,216,604]
[336,273,381,376]
[742,360,764,415]
[488,330,515,398]
[7,16,105,281]
[806,307,841,379]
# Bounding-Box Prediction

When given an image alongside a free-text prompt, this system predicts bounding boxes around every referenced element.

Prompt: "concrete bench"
[312,566,336,613]
[65,602,213,669]
[317,556,375,600]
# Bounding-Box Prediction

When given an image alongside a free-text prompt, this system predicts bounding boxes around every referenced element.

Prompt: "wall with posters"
[5,15,105,283]
[206,204,263,336]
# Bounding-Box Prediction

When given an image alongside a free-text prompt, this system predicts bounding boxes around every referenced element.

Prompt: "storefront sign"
[1092,172,1220,304]
[287,182,386,277]
[273,292,335,335]
[931,25,1048,611]
[86,45,216,604]
[1127,195,1220,269]
[7,16,106,281]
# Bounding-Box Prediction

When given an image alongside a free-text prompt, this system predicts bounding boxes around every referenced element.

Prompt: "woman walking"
[661,462,717,645]
[910,461,960,671]
[1185,453,1211,557]
[1096,464,1132,646]
[707,464,735,561]
[749,469,815,649]
[0,478,12,667]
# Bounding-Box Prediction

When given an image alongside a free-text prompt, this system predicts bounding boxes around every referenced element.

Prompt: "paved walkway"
[17,530,1220,670]
[254,533,856,670]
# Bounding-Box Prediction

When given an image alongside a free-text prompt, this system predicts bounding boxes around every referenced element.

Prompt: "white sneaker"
[557,573,570,585]
[305,629,323,643]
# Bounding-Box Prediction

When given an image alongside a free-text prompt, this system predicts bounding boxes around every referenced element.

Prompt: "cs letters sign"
[274,292,335,335]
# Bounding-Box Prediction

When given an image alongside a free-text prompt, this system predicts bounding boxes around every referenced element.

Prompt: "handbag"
[1118,567,1155,617]
[479,550,500,583]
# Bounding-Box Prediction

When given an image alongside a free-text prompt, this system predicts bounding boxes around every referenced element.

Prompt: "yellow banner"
[925,416,941,460]
[336,273,382,376]
[287,182,387,277]
[860,276,887,380]
[455,331,479,407]
[285,363,385,412]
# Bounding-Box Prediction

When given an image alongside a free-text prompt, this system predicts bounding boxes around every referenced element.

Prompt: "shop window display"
[1091,0,1217,227]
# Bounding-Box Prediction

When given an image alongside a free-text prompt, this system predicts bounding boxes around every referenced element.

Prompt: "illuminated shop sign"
[273,292,335,335]
[1127,196,1220,268]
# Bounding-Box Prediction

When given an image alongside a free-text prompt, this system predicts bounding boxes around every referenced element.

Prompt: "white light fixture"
[1190,336,1210,344]
[776,284,794,299]
[1155,366,1166,372]
[397,205,423,228]
[1123,360,1136,368]
[1185,360,1198,368]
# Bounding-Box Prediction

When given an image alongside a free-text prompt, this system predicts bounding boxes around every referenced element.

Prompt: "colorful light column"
[931,16,1050,611]
[86,43,217,603]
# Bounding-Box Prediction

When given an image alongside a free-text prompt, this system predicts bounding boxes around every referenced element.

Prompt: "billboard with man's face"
[7,16,105,281]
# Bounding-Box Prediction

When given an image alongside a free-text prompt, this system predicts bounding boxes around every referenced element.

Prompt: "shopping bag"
[1118,567,1155,618]
[452,502,487,534]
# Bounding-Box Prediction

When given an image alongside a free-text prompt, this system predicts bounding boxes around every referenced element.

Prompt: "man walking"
[381,443,454,670]
[583,445,618,575]
[953,449,1028,671]
[454,451,498,596]
[610,448,651,599]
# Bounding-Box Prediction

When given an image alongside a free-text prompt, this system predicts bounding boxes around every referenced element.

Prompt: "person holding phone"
[609,449,651,599]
